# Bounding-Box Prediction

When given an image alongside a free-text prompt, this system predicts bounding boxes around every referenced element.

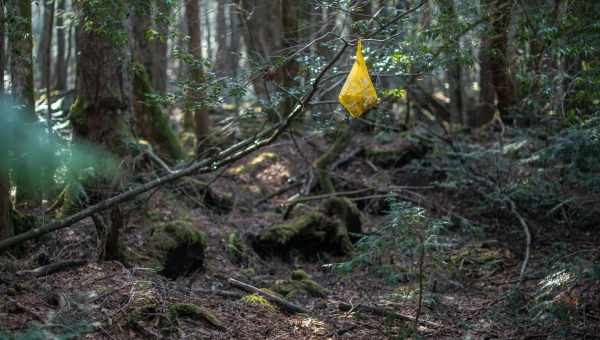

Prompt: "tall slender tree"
[184,0,212,155]
[7,0,38,205]
[280,0,300,115]
[482,0,515,121]
[54,0,67,92]
[153,0,170,94]
[132,1,185,161]
[437,0,463,125]
[0,2,11,242]
[0,0,5,95]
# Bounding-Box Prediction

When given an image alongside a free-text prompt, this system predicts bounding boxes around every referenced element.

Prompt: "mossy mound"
[251,212,352,259]
[167,303,224,329]
[147,220,207,279]
[253,197,363,259]
[272,269,329,299]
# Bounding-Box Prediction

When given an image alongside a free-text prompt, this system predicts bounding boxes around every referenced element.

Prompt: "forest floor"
[1,122,599,339]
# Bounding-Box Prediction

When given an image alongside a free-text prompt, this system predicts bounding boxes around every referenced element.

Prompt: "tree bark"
[482,0,515,122]
[0,0,5,95]
[228,1,240,80]
[153,0,170,94]
[280,0,300,116]
[203,0,212,62]
[72,0,133,262]
[44,0,55,110]
[184,0,212,155]
[37,0,53,90]
[131,2,184,161]
[437,0,463,125]
[0,161,12,241]
[7,0,38,205]
[54,0,67,91]
[214,0,227,76]
[237,0,283,101]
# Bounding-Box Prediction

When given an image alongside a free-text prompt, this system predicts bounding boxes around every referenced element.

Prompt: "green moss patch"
[241,293,276,311]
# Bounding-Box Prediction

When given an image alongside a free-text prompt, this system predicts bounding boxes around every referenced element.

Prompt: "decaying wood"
[228,278,309,314]
[338,302,443,329]
[16,259,87,277]
[193,288,244,299]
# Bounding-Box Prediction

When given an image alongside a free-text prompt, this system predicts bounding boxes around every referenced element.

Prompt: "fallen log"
[16,259,87,277]
[338,302,443,329]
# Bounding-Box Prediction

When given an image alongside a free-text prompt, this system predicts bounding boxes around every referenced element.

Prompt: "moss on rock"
[147,220,207,279]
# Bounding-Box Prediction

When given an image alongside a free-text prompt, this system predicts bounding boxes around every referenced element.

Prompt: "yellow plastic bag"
[339,40,379,118]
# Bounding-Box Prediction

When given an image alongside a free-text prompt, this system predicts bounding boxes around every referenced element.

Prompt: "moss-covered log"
[146,220,207,279]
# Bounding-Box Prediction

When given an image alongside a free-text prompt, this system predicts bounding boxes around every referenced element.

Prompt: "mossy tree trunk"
[71,0,133,262]
[7,0,39,206]
[132,3,185,162]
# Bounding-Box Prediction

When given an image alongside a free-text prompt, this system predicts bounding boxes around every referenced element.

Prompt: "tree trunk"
[203,0,212,62]
[44,0,55,108]
[237,0,283,101]
[0,163,12,241]
[438,0,463,125]
[131,3,184,161]
[184,0,212,155]
[214,0,227,76]
[229,1,240,79]
[7,0,38,205]
[280,0,300,116]
[0,1,11,238]
[483,0,515,122]
[71,1,133,262]
[0,0,5,95]
[153,0,170,94]
[37,0,52,90]
[54,0,67,91]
